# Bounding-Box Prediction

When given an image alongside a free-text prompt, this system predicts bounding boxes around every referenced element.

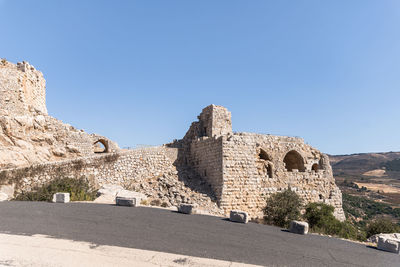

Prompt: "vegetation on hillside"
[343,193,400,222]
[262,190,400,242]
[14,177,97,202]
[383,158,400,171]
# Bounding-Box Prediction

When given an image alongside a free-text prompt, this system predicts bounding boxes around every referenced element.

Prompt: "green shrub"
[263,189,302,228]
[304,202,365,241]
[304,203,336,228]
[366,218,400,238]
[14,177,97,202]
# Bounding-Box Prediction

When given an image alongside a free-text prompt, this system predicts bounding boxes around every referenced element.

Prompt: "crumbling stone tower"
[0,60,47,115]
[0,59,119,168]
[180,104,345,221]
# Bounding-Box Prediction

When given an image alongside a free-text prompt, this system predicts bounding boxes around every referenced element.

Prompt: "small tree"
[366,218,400,238]
[304,202,365,241]
[263,188,302,228]
[304,203,336,228]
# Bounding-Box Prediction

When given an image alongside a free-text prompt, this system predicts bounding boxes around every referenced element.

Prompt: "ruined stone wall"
[0,60,47,116]
[220,133,345,220]
[0,147,178,193]
[188,137,224,201]
[0,59,119,168]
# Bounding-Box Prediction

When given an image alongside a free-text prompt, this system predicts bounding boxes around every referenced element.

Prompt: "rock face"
[0,59,119,169]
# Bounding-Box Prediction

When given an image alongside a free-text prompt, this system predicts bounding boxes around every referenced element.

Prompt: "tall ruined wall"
[0,60,47,115]
[0,59,119,168]
[180,105,345,221]
[188,136,224,201]
[220,133,345,220]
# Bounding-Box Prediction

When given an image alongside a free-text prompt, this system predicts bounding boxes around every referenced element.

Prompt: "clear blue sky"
[1,0,399,155]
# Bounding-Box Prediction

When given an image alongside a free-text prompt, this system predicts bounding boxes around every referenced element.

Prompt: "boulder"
[178,204,197,214]
[377,236,400,254]
[52,193,70,203]
[368,233,400,244]
[0,184,14,201]
[95,184,147,204]
[117,189,146,200]
[116,196,140,207]
[0,193,8,202]
[289,221,309,235]
[97,184,124,197]
[229,210,249,224]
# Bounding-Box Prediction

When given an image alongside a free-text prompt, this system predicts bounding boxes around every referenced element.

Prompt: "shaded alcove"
[93,139,109,153]
[283,150,305,172]
[312,163,319,172]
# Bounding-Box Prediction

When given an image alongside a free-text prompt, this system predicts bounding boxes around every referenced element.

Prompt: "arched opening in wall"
[258,149,271,161]
[312,163,319,172]
[283,150,305,172]
[266,163,273,178]
[93,139,109,153]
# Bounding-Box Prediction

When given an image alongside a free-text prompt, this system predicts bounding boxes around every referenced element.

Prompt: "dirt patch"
[363,169,386,177]
[355,182,400,194]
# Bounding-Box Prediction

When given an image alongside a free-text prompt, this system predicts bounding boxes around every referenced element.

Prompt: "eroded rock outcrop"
[0,59,118,168]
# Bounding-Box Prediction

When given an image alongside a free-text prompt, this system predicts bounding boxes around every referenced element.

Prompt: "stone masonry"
[170,105,345,221]
[0,59,119,168]
[0,60,345,220]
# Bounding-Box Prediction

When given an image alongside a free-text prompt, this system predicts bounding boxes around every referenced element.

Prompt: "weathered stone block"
[289,220,309,235]
[52,193,70,203]
[178,204,197,214]
[229,210,249,223]
[377,236,400,254]
[116,196,140,207]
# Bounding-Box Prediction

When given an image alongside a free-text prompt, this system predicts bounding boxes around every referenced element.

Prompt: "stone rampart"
[0,146,178,193]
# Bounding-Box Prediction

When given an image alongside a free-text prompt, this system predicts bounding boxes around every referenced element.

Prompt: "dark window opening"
[266,163,273,178]
[283,150,305,172]
[312,163,319,172]
[258,149,271,161]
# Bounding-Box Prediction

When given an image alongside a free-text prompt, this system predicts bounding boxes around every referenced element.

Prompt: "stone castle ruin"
[0,59,118,168]
[0,60,345,220]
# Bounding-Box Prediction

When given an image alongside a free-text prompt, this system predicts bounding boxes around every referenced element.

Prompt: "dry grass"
[355,182,400,194]
[362,169,386,177]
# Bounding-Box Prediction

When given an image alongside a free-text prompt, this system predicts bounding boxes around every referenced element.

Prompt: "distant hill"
[329,152,400,178]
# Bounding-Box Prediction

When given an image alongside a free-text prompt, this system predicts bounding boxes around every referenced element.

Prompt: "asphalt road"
[0,202,399,267]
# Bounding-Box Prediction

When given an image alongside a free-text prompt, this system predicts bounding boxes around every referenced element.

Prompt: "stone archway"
[257,149,274,178]
[283,150,305,172]
[93,139,109,153]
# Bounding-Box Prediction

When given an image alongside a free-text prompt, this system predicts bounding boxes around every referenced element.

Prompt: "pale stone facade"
[171,105,345,221]
[0,60,345,221]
